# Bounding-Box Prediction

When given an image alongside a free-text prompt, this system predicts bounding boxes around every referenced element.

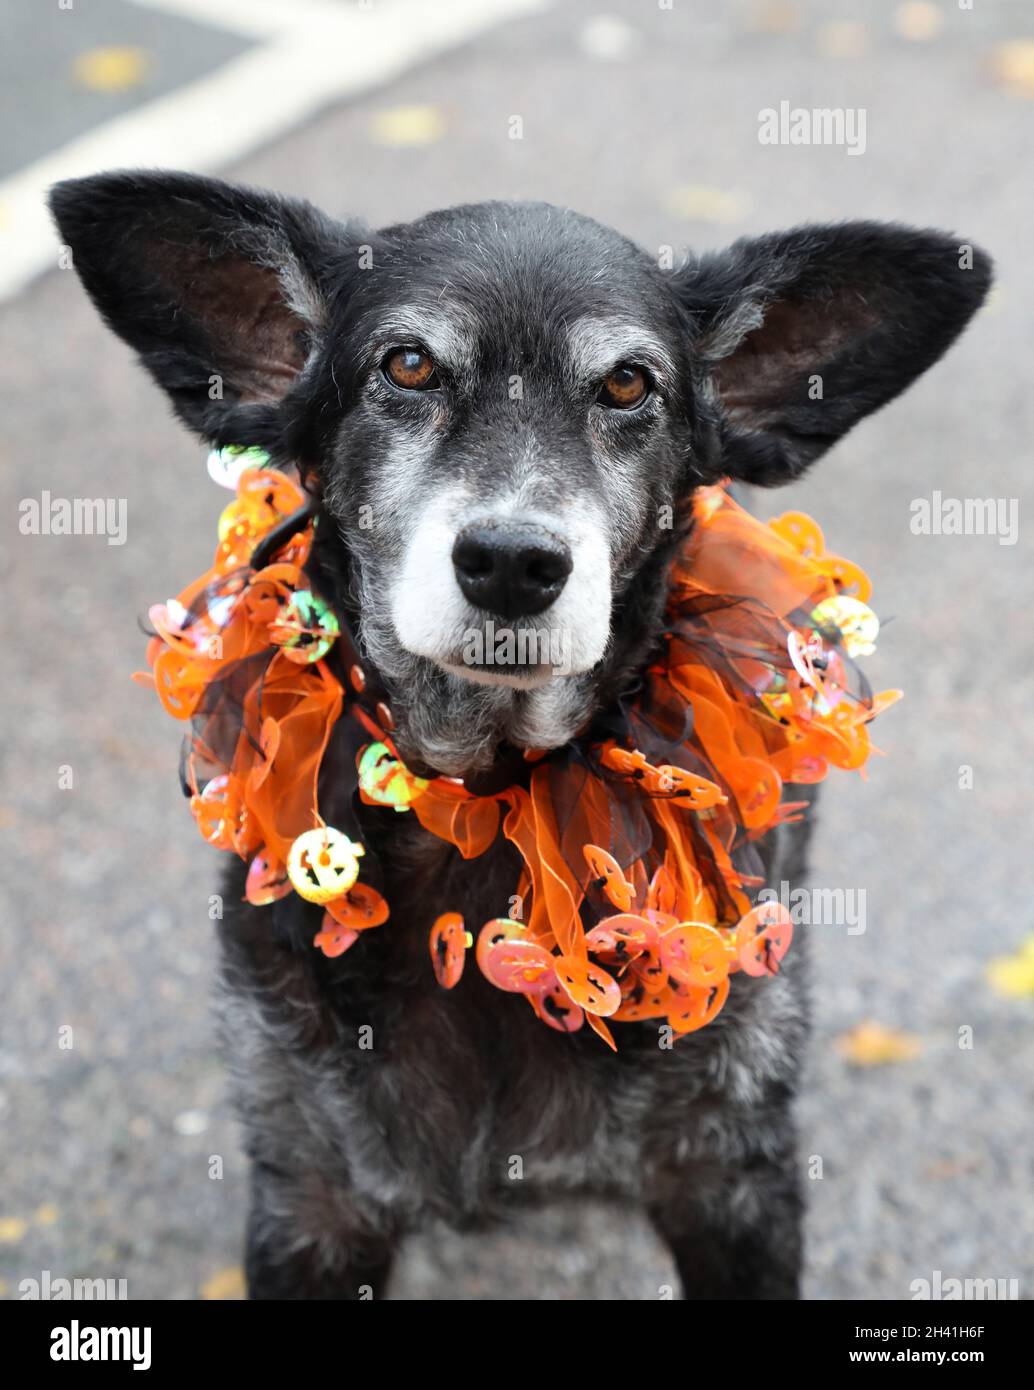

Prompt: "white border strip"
[0,0,549,302]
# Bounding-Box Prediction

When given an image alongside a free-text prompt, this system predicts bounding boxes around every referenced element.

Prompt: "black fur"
[50,171,990,1299]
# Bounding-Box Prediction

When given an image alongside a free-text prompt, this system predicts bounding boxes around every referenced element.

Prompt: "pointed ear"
[49,170,358,442]
[675,222,992,485]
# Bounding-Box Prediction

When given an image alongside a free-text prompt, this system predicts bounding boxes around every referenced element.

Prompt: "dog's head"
[51,173,989,775]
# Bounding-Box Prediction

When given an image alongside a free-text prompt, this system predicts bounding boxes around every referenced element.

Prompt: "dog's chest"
[219,815,808,1225]
[326,827,661,1212]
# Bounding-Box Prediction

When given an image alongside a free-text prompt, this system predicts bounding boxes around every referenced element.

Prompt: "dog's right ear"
[49,169,358,444]
[674,221,991,486]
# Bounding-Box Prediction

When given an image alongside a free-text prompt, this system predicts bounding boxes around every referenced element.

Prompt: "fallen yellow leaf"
[991,40,1034,98]
[72,47,151,93]
[0,1217,28,1244]
[923,1155,982,1181]
[665,185,750,225]
[201,1265,245,1300]
[987,936,1034,998]
[34,1203,59,1227]
[746,2,804,35]
[369,105,446,147]
[836,1021,922,1066]
[893,2,943,43]
[816,22,870,60]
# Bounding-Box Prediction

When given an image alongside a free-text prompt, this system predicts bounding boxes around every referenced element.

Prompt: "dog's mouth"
[381,643,599,780]
[439,645,571,696]
[393,603,585,685]
[395,610,586,689]
[377,493,615,774]
[388,492,613,686]
[442,659,554,690]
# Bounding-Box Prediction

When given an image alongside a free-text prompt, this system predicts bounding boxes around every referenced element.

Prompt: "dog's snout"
[452,522,573,618]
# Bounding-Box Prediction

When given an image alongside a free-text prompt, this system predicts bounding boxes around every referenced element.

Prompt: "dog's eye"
[598,364,650,410]
[383,347,438,391]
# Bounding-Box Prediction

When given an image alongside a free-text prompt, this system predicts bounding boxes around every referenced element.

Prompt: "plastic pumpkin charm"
[669,977,730,1035]
[648,764,727,809]
[531,981,585,1034]
[358,741,429,810]
[602,745,726,810]
[287,827,365,905]
[269,589,340,664]
[736,902,794,977]
[585,913,659,965]
[209,466,309,573]
[190,774,242,852]
[661,922,730,988]
[554,955,622,1016]
[324,883,390,930]
[810,595,880,658]
[476,918,528,975]
[245,850,291,906]
[313,916,359,959]
[480,937,556,994]
[583,844,636,911]
[206,444,271,489]
[429,913,469,989]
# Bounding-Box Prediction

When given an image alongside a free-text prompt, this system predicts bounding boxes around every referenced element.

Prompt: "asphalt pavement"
[1,0,1033,1300]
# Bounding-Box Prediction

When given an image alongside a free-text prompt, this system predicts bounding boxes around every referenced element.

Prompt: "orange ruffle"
[142,472,897,1047]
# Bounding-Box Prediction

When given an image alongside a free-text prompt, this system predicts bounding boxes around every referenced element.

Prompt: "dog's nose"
[452,522,573,618]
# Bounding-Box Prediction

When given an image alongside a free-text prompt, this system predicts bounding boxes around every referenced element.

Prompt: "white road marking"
[0,0,550,302]
[126,0,354,40]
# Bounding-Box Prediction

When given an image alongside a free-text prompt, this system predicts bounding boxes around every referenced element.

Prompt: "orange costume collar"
[140,453,899,1050]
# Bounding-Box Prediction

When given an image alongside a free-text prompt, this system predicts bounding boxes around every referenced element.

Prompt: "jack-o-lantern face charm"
[555,955,622,1017]
[810,594,879,658]
[583,844,636,912]
[245,849,291,906]
[269,589,340,664]
[190,773,242,852]
[358,741,428,810]
[736,901,794,977]
[287,827,365,904]
[313,916,359,959]
[661,922,730,988]
[429,913,469,989]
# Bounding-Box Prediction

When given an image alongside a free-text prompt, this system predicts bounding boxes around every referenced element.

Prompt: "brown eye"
[598,364,650,410]
[383,347,438,390]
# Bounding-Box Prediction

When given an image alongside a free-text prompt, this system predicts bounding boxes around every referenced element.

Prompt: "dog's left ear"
[48,169,358,445]
[675,222,992,485]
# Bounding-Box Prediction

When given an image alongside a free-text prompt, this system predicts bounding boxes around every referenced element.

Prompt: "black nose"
[452,522,573,618]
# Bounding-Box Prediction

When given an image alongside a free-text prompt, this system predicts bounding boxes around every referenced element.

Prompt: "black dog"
[51,172,989,1299]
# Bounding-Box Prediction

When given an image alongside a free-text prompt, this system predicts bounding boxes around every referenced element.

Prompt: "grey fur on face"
[316,254,697,771]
